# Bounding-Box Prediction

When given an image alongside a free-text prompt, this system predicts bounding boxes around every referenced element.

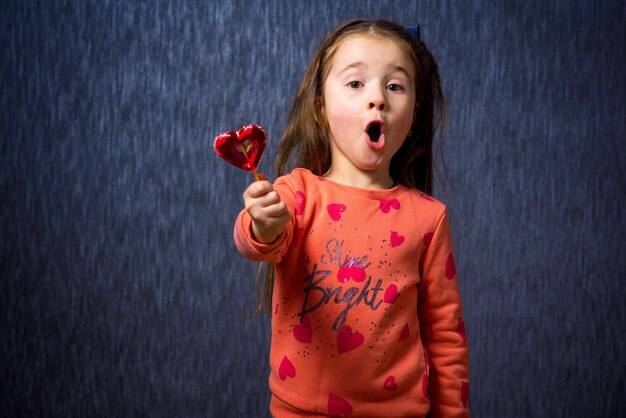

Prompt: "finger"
[255,210,291,232]
[262,201,289,218]
[246,197,287,220]
[273,211,292,226]
[245,180,273,199]
[247,190,283,210]
[259,191,282,206]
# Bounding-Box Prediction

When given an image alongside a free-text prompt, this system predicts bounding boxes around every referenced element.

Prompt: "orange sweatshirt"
[234,168,469,417]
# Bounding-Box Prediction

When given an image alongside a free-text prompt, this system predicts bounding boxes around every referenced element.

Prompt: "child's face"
[321,34,416,184]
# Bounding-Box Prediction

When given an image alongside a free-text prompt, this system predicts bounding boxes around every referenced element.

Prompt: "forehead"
[327,34,415,76]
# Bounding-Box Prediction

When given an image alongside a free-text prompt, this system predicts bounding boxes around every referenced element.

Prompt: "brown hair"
[255,19,448,316]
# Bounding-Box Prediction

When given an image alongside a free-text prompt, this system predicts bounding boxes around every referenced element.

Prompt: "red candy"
[213,124,267,172]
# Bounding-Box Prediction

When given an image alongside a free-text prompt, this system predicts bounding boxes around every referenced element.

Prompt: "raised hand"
[243,178,290,244]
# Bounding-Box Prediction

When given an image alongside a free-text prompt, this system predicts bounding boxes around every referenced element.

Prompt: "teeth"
[367,124,381,142]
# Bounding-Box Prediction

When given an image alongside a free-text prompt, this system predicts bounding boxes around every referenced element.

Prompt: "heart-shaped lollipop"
[214,124,267,179]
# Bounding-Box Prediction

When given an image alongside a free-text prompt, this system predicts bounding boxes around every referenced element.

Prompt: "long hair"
[255,19,448,316]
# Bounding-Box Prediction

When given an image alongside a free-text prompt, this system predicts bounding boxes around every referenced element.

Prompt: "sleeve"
[418,209,470,417]
[233,175,298,264]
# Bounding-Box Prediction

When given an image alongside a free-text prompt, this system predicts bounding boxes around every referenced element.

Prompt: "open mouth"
[366,121,383,143]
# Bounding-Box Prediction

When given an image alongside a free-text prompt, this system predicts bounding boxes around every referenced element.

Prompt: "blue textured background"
[2,1,625,417]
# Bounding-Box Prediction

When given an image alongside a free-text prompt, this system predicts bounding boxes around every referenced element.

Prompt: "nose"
[368,87,386,111]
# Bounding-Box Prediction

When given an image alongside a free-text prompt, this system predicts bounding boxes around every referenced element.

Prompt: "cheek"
[398,104,417,134]
[325,105,356,136]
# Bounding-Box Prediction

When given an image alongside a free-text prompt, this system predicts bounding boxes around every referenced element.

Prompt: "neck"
[323,166,395,190]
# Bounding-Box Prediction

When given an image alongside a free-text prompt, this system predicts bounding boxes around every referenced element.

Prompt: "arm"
[418,210,470,417]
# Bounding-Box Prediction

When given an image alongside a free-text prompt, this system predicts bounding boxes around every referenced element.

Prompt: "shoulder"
[395,188,451,237]
[274,168,323,191]
[270,169,324,210]
[402,188,447,218]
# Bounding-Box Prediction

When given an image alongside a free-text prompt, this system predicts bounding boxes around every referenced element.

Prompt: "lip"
[365,120,385,151]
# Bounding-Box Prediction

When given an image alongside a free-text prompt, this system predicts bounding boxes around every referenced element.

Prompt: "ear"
[314,95,325,124]
[316,95,324,111]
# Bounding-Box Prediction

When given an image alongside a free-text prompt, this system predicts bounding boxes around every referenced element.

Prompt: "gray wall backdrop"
[2,0,625,417]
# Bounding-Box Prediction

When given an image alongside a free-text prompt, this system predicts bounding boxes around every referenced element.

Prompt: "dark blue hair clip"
[405,25,421,43]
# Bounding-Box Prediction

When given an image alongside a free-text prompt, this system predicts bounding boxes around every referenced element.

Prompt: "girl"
[234,19,469,417]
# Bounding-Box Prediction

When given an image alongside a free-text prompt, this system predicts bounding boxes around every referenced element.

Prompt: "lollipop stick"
[237,144,261,181]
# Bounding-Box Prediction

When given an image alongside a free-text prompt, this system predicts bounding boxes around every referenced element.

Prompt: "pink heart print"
[422,232,434,247]
[390,231,405,248]
[399,323,410,341]
[461,379,470,407]
[337,266,366,283]
[422,373,430,399]
[337,326,364,353]
[384,284,399,304]
[379,198,400,213]
[445,252,456,279]
[279,355,296,380]
[456,316,467,344]
[327,203,346,221]
[383,375,398,391]
[420,192,434,202]
[328,393,353,417]
[293,315,312,343]
[295,191,306,216]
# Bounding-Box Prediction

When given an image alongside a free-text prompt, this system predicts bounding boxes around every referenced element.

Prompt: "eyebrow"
[337,62,412,80]
[337,62,365,75]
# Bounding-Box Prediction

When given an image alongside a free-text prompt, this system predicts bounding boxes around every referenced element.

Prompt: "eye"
[386,83,404,92]
[347,80,363,89]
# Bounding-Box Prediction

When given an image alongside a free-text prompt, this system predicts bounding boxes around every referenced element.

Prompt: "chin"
[357,160,387,173]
